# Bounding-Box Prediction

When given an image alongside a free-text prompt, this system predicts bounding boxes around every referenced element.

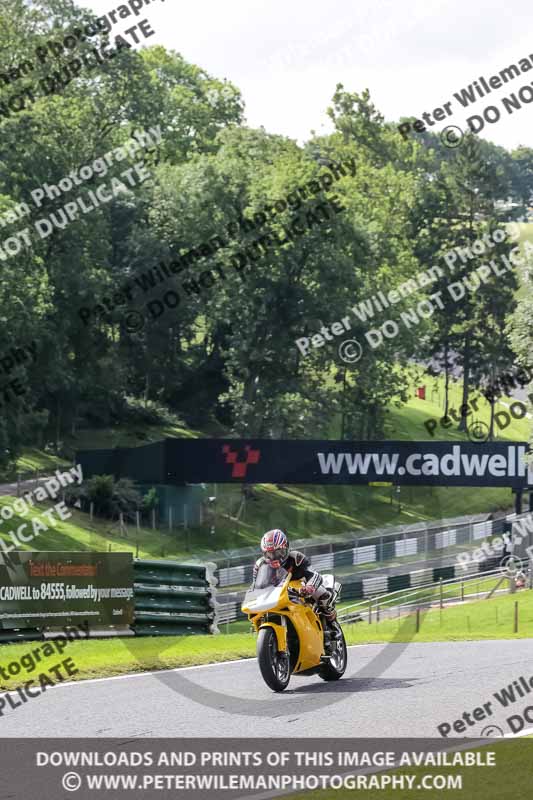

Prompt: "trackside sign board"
[0,552,134,630]
[165,440,532,488]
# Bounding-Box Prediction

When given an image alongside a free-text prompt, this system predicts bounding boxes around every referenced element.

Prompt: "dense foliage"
[0,0,531,468]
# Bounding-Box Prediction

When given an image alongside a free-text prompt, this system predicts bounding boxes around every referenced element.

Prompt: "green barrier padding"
[132,559,218,635]
[0,630,43,644]
[479,556,501,572]
[340,581,364,600]
[134,611,214,624]
[135,597,213,614]
[134,585,211,600]
[135,559,208,577]
[333,550,354,567]
[433,566,456,581]
[134,565,208,588]
[133,623,212,636]
[381,541,396,561]
[388,573,411,592]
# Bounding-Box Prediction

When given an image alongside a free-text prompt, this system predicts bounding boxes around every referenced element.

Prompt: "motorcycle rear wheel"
[319,624,347,681]
[257,627,291,692]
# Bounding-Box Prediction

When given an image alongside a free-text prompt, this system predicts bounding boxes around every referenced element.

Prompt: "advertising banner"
[164,439,533,488]
[0,552,134,630]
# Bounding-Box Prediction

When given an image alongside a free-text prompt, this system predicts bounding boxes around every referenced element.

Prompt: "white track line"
[0,654,254,695]
[0,640,527,696]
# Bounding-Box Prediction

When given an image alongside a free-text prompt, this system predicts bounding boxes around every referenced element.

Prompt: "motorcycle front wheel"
[257,627,291,692]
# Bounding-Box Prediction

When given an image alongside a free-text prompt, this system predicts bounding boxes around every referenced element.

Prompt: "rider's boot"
[318,590,340,639]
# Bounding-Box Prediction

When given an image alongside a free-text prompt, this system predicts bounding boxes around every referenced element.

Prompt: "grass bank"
[3,363,524,557]
[0,589,530,691]
[344,588,533,643]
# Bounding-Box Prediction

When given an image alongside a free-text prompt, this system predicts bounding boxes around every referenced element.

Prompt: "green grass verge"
[14,448,71,474]
[0,632,256,692]
[191,482,510,555]
[0,589,530,691]
[345,588,533,644]
[386,370,530,443]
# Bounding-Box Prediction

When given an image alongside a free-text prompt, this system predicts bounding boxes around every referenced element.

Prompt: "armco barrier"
[132,559,219,636]
[216,536,532,624]
[215,514,506,588]
[218,601,244,625]
[0,628,43,645]
[339,559,531,625]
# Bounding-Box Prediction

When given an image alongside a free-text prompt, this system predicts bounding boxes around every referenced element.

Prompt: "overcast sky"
[81,0,533,151]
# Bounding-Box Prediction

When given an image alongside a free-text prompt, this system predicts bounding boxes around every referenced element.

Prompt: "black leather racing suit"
[253,550,336,619]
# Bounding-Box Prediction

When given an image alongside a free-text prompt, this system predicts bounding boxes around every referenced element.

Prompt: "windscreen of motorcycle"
[254,563,289,589]
[241,564,290,613]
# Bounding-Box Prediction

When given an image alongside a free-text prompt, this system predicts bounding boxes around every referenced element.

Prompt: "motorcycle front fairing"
[241,564,325,668]
[241,565,289,613]
[242,564,292,651]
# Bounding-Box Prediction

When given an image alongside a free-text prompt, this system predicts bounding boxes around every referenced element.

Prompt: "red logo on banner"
[222,444,261,478]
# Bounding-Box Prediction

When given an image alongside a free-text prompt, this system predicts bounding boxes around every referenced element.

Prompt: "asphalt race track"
[1,639,530,739]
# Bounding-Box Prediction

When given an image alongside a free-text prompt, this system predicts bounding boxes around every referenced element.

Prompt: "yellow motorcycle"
[241,562,347,692]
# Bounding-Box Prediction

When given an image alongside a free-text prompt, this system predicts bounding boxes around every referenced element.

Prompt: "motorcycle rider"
[253,529,337,624]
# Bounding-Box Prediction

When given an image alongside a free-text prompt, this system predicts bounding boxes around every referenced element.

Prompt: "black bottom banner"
[0,737,527,799]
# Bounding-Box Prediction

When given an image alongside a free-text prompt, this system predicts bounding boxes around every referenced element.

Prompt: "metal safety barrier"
[339,558,530,624]
[215,543,532,624]
[215,514,511,588]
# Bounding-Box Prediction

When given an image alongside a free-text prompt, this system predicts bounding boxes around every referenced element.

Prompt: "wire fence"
[339,561,531,633]
[218,556,532,627]
[216,516,512,589]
